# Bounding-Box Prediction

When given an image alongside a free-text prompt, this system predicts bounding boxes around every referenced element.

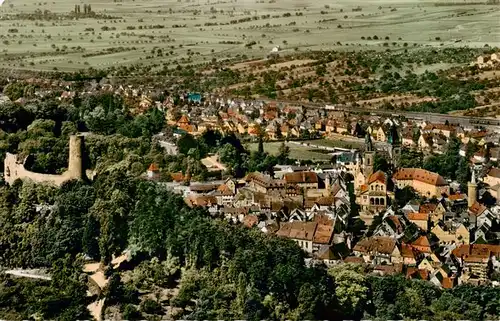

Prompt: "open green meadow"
[0,0,499,72]
[303,138,363,150]
[247,141,333,161]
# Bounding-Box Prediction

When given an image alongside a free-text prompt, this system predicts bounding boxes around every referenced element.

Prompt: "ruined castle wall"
[4,135,86,187]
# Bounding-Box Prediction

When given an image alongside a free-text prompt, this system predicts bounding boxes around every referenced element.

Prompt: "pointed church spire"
[388,123,400,146]
[365,133,373,152]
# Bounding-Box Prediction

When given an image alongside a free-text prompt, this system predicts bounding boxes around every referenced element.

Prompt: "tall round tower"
[68,135,85,180]
[363,133,374,178]
[468,170,477,208]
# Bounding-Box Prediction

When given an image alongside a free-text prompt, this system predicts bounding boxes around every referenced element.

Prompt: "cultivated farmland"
[0,0,499,72]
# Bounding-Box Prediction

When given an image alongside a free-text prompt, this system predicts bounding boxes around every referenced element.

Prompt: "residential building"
[431,222,470,245]
[147,163,160,179]
[353,236,400,265]
[284,171,319,190]
[400,243,421,266]
[245,172,285,193]
[410,235,432,255]
[393,168,449,198]
[402,131,415,147]
[373,215,405,239]
[357,171,388,212]
[469,202,495,229]
[452,244,500,285]
[406,212,429,231]
[276,221,334,254]
[423,123,456,138]
[376,127,386,142]
[484,167,500,187]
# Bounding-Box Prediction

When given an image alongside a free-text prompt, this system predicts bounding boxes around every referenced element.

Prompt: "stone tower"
[388,123,401,168]
[364,133,374,178]
[468,170,477,208]
[67,135,85,180]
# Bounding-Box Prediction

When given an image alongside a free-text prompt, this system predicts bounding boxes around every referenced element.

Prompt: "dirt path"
[87,299,105,321]
[4,269,51,281]
[83,253,129,321]
[201,155,227,171]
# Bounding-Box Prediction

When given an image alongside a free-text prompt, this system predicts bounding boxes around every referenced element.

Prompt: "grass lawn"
[304,138,363,150]
[247,141,332,162]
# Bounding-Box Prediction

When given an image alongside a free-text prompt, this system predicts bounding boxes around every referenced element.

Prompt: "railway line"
[258,98,500,130]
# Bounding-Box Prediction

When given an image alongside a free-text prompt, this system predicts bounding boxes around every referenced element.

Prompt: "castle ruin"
[4,135,87,187]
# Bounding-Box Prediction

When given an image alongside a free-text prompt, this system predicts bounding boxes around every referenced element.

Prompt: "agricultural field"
[0,0,500,72]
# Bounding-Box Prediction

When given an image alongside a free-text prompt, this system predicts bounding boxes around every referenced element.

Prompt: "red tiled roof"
[148,163,159,172]
[401,243,420,258]
[217,184,234,196]
[368,170,386,184]
[441,277,455,289]
[423,123,455,132]
[243,215,259,228]
[313,224,334,244]
[452,244,500,259]
[353,236,396,255]
[170,172,184,182]
[276,221,333,244]
[417,269,430,280]
[185,195,217,208]
[463,255,489,263]
[412,235,431,249]
[469,201,487,217]
[177,114,190,124]
[387,216,403,232]
[276,221,316,241]
[407,212,429,221]
[314,196,334,206]
[313,214,334,225]
[374,263,403,275]
[344,256,365,264]
[419,203,438,213]
[284,171,318,185]
[448,193,466,201]
[393,168,447,186]
[406,267,429,280]
[406,267,418,278]
[468,130,488,139]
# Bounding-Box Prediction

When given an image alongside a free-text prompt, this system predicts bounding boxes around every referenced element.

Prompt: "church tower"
[468,169,477,207]
[364,133,374,178]
[388,123,401,169]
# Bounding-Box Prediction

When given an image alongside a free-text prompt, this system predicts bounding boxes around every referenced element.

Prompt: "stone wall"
[4,135,86,187]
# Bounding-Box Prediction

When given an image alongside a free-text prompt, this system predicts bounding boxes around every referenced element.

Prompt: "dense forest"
[1,170,499,320]
[0,92,499,320]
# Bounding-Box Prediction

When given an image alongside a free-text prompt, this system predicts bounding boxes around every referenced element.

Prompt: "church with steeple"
[354,133,389,217]
[354,133,374,189]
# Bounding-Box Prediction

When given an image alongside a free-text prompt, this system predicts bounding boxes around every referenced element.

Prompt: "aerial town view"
[0,0,500,319]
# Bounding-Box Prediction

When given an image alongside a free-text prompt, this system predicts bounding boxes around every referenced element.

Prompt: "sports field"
[0,0,499,71]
